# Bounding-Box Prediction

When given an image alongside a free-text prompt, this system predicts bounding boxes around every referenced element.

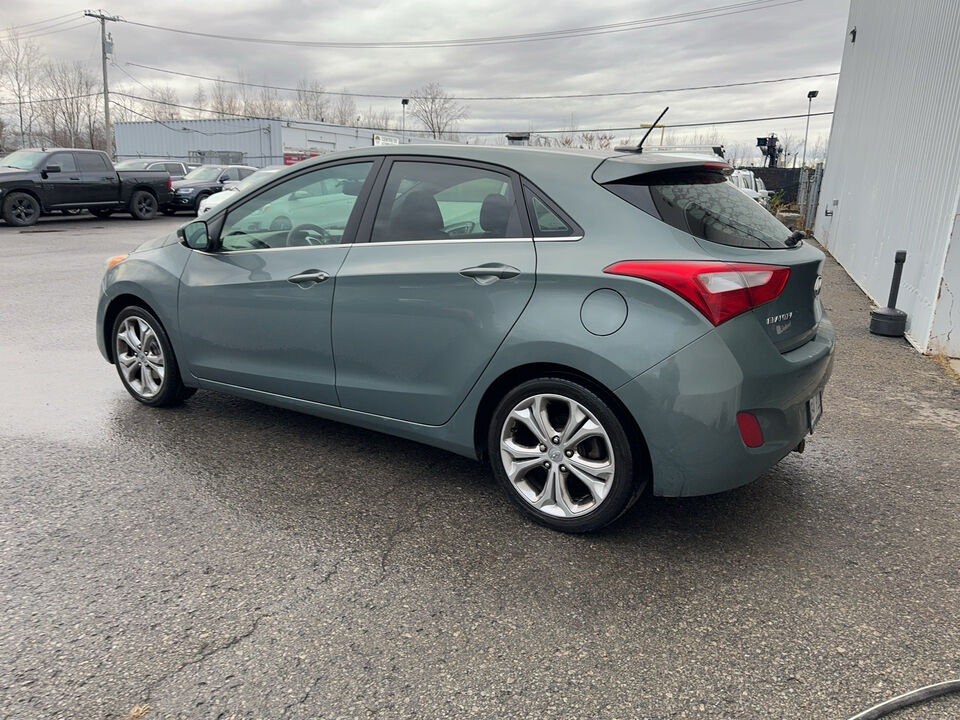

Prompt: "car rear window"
[604,168,790,249]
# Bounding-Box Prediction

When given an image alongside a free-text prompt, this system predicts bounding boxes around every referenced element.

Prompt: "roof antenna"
[635,106,669,153]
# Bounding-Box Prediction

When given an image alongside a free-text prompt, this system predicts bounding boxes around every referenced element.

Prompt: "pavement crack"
[143,613,270,703]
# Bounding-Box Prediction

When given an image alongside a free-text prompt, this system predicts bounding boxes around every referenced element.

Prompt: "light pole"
[801,89,819,169]
[401,98,409,143]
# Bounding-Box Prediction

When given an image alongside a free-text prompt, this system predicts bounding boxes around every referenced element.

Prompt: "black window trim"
[206,155,384,252]
[353,155,533,245]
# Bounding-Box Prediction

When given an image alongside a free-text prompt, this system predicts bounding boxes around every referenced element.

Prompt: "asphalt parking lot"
[1,214,958,720]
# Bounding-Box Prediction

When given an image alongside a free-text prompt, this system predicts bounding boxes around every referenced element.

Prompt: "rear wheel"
[488,377,642,533]
[129,190,158,220]
[112,306,195,407]
[2,192,40,227]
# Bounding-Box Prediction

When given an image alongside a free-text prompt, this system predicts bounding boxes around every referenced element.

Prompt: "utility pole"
[84,10,120,155]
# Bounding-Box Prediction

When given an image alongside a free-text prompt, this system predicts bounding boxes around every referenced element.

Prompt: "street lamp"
[801,89,819,169]
[401,98,409,143]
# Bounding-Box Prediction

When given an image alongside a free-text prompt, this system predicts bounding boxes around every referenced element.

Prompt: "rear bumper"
[615,315,835,497]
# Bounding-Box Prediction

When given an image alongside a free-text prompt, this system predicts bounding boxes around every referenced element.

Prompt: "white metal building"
[114,117,442,168]
[814,0,960,357]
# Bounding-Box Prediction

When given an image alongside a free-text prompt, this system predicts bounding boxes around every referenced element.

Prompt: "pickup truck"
[0,148,173,227]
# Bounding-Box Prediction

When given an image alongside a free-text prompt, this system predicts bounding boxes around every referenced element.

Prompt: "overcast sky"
[3,0,850,160]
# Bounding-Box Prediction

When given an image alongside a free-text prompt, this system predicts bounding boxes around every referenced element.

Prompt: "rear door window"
[370,161,523,242]
[605,169,791,249]
[77,153,110,172]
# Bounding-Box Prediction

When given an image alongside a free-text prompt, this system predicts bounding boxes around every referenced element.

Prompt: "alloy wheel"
[115,316,165,399]
[11,197,37,224]
[499,393,616,517]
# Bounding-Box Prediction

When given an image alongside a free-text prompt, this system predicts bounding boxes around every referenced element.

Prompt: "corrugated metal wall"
[814,0,960,355]
[114,118,284,166]
[115,118,449,168]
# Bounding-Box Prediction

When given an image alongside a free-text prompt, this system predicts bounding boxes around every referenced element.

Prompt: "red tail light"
[603,260,790,326]
[168,176,173,190]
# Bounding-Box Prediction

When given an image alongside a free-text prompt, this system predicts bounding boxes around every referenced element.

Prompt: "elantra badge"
[766,312,793,325]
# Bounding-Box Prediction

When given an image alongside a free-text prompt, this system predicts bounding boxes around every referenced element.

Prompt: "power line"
[127,61,839,102]
[117,0,801,49]
[0,12,81,32]
[0,18,96,41]
[0,92,102,106]
[111,91,833,135]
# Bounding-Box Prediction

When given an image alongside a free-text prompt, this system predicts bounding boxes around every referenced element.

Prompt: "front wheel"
[2,192,40,227]
[488,377,643,533]
[112,306,195,407]
[129,190,158,220]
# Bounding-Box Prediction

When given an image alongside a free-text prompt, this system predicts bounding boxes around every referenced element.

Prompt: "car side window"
[47,152,77,173]
[522,186,580,238]
[164,163,182,175]
[370,161,522,243]
[238,168,254,179]
[219,161,374,251]
[77,153,109,173]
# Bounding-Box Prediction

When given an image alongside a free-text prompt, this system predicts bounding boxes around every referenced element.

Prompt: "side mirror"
[44,165,62,174]
[178,220,210,250]
[218,175,228,184]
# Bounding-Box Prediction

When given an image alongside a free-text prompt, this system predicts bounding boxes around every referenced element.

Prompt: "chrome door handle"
[287,269,330,286]
[459,263,521,285]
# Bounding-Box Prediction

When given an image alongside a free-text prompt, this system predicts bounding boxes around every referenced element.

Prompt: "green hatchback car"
[97,145,834,532]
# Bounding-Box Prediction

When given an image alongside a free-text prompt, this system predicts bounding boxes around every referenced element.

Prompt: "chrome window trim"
[356,237,533,248]
[533,235,583,242]
[196,242,355,256]
[199,235,547,255]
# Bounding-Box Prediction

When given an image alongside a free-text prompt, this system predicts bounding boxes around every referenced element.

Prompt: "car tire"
[193,193,210,214]
[112,305,195,407]
[488,377,643,533]
[2,192,41,227]
[89,208,113,219]
[129,190,158,220]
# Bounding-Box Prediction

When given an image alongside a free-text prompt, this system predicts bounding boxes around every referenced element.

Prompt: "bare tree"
[330,92,358,126]
[292,78,327,121]
[778,131,799,167]
[364,105,394,131]
[192,84,208,119]
[0,30,42,147]
[145,84,181,121]
[39,60,98,147]
[210,78,239,117]
[409,82,467,139]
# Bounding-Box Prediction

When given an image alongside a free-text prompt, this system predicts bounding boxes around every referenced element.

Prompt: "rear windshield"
[605,169,790,249]
[115,160,151,170]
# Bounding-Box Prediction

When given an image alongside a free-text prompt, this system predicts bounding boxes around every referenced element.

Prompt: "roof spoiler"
[593,155,733,184]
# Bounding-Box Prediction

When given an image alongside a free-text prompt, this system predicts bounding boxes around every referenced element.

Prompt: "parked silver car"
[97,145,834,532]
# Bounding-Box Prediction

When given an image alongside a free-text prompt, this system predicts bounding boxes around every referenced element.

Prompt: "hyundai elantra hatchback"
[97,145,834,532]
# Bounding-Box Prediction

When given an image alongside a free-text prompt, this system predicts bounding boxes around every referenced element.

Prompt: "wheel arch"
[3,187,45,213]
[102,293,163,363]
[473,362,651,480]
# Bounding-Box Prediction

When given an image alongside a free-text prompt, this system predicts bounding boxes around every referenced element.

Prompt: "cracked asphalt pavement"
[1,215,958,719]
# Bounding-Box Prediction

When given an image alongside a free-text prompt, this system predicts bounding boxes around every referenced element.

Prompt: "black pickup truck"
[0,148,173,227]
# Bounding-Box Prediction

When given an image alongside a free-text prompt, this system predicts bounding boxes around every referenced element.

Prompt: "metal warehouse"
[815,0,960,357]
[114,117,445,168]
